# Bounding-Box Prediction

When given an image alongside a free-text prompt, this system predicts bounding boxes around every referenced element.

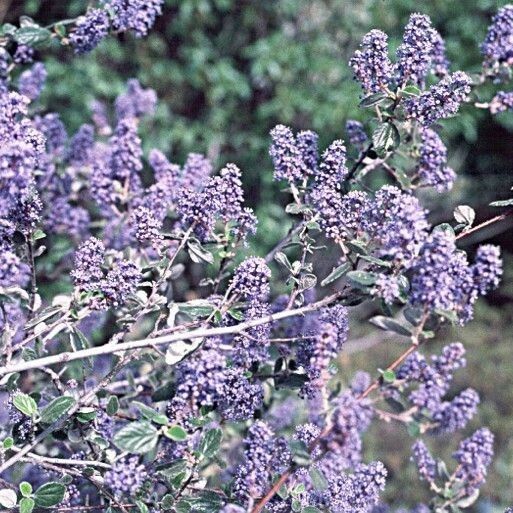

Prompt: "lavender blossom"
[453,428,494,494]
[346,120,368,150]
[411,441,436,483]
[315,140,348,188]
[18,63,47,101]
[416,128,456,192]
[67,124,95,166]
[297,130,319,174]
[115,79,157,120]
[71,237,105,291]
[396,14,435,86]
[70,8,110,54]
[372,274,401,304]
[472,244,502,294]
[218,369,263,421]
[35,113,67,155]
[294,423,321,446]
[13,45,34,64]
[230,257,271,299]
[129,205,163,246]
[404,71,472,127]
[481,5,513,71]
[490,91,513,114]
[109,118,143,180]
[269,124,308,183]
[182,152,213,191]
[101,259,140,307]
[350,29,393,94]
[430,28,450,77]
[104,456,147,497]
[433,388,480,433]
[111,0,165,38]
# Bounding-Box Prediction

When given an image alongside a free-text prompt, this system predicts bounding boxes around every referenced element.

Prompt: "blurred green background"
[4,0,513,510]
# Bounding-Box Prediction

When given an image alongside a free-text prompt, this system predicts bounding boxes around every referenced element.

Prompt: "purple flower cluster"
[18,63,47,101]
[230,257,271,299]
[111,0,165,38]
[372,274,401,305]
[481,5,513,72]
[233,421,291,505]
[395,14,435,86]
[269,124,310,183]
[350,30,392,94]
[70,8,110,54]
[324,461,387,513]
[315,140,348,189]
[411,441,436,483]
[409,232,502,323]
[490,91,513,114]
[453,428,494,494]
[129,205,163,247]
[115,79,157,120]
[67,124,95,166]
[416,128,456,191]
[346,120,368,150]
[404,71,471,126]
[104,456,147,497]
[71,237,140,309]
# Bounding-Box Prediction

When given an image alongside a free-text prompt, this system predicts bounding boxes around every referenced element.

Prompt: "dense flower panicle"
[218,369,263,421]
[70,8,110,54]
[101,259,140,307]
[67,124,95,166]
[13,45,34,64]
[148,148,180,182]
[45,198,90,239]
[453,428,494,493]
[350,371,372,395]
[71,237,105,290]
[297,130,319,174]
[481,5,513,70]
[472,244,502,294]
[209,163,245,221]
[368,186,429,265]
[430,29,450,77]
[111,0,164,37]
[18,63,47,101]
[232,207,258,242]
[129,205,163,246]
[490,91,513,114]
[316,140,348,188]
[433,388,480,433]
[319,305,349,348]
[346,120,368,150]
[182,152,213,191]
[431,342,466,378]
[0,247,29,287]
[269,124,309,183]
[409,231,476,322]
[395,14,435,86]
[233,299,271,366]
[233,421,289,504]
[231,257,271,299]
[109,118,143,180]
[294,423,321,446]
[404,71,472,127]
[325,462,387,513]
[104,456,147,497]
[372,274,401,304]
[416,128,456,191]
[35,113,67,155]
[411,441,436,483]
[90,100,111,135]
[115,79,157,120]
[350,29,393,94]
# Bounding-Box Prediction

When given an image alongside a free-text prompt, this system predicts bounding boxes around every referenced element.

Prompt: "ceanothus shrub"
[0,3,513,513]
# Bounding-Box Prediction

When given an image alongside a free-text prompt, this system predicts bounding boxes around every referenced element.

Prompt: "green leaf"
[19,497,35,513]
[369,316,412,336]
[14,26,52,46]
[165,338,203,366]
[372,122,400,155]
[309,467,328,491]
[407,421,421,437]
[165,425,188,442]
[113,421,159,454]
[40,396,76,424]
[381,369,396,383]
[456,489,479,508]
[34,483,66,508]
[197,428,222,459]
[321,262,351,287]
[303,508,322,513]
[32,229,46,241]
[136,500,149,513]
[3,437,14,449]
[13,393,38,417]
[0,489,17,508]
[346,270,377,288]
[187,241,214,264]
[490,198,513,207]
[157,459,190,489]
[177,301,215,319]
[75,407,97,423]
[359,91,388,107]
[274,251,291,269]
[132,401,168,425]
[401,85,421,96]
[106,395,119,416]
[176,491,223,513]
[453,205,475,226]
[19,482,32,497]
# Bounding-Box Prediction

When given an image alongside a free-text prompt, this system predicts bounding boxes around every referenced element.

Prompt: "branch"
[455,210,513,241]
[0,292,343,377]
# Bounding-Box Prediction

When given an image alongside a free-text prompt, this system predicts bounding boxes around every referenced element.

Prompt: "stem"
[0,291,344,376]
[26,232,37,320]
[455,210,513,241]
